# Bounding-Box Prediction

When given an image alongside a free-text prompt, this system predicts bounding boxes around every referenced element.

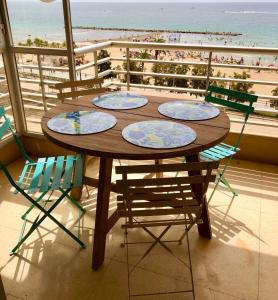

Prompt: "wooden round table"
[42,93,230,270]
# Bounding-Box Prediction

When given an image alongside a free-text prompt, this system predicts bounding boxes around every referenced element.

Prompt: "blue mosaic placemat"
[92,92,148,110]
[47,110,117,135]
[122,120,196,149]
[158,100,220,121]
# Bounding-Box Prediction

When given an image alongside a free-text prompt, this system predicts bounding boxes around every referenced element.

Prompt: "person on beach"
[256,61,261,73]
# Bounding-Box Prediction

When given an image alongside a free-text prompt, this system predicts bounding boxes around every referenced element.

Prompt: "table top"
[41,94,230,160]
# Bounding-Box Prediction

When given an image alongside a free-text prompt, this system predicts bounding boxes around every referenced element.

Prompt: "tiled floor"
[0,158,277,300]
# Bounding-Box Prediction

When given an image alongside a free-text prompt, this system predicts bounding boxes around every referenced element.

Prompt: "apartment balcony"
[1,1,278,299]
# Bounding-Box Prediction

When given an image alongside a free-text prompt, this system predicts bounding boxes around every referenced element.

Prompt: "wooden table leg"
[92,157,113,270]
[186,154,212,239]
[70,187,83,201]
[70,154,87,201]
[155,159,163,178]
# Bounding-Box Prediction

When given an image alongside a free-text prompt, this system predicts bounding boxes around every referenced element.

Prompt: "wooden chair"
[200,85,257,202]
[115,161,219,299]
[52,78,107,197]
[52,78,106,103]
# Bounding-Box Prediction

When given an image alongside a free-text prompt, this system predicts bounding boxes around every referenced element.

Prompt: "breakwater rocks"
[73,26,242,37]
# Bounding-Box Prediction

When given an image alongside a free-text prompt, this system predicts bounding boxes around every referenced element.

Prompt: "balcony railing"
[75,41,278,114]
[1,41,277,135]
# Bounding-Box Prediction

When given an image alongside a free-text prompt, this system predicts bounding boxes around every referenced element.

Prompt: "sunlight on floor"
[0,158,277,300]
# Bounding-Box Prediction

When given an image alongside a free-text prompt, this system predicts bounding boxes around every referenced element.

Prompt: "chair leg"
[11,188,85,254]
[21,191,49,220]
[58,189,86,239]
[219,174,238,197]
[207,169,238,204]
[11,214,43,254]
[18,193,52,248]
[208,165,237,204]
[85,185,90,199]
[64,191,86,212]
[185,226,195,300]
[207,175,220,205]
[124,224,196,299]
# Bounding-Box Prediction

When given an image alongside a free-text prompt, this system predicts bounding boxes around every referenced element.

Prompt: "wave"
[224,10,278,15]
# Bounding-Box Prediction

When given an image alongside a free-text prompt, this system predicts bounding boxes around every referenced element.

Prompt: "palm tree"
[211,71,227,89]
[230,71,254,102]
[97,50,112,78]
[26,38,33,47]
[151,62,190,88]
[190,65,213,96]
[153,37,166,60]
[34,37,43,47]
[138,50,151,71]
[152,63,165,86]
[175,64,190,88]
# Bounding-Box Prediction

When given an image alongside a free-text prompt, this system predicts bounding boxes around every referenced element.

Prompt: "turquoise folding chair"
[0,107,86,254]
[200,85,257,202]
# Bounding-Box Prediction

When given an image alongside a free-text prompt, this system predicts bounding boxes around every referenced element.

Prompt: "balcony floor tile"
[0,157,277,300]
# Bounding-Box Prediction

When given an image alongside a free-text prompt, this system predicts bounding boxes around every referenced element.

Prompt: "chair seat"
[199,142,240,161]
[17,154,83,194]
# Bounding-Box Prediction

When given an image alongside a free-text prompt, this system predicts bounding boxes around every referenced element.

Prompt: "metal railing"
[74,41,278,112]
[13,41,278,108]
[1,41,277,135]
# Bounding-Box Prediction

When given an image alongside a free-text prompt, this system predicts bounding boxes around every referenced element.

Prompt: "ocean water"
[6,1,278,48]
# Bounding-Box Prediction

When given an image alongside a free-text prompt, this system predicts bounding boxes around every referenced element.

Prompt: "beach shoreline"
[73,26,242,37]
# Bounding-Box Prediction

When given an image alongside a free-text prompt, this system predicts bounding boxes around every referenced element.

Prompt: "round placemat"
[47,110,117,135]
[92,92,148,110]
[122,120,196,149]
[158,100,220,121]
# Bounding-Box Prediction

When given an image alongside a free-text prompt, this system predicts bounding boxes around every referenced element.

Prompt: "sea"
[6,1,278,49]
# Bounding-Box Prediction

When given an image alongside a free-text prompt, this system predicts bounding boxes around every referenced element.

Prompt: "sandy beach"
[17,30,278,105]
[14,29,278,134]
[75,33,278,109]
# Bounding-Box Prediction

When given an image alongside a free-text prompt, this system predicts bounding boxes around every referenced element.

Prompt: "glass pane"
[4,0,72,134]
[15,53,70,133]
[6,0,65,47]
[0,54,15,137]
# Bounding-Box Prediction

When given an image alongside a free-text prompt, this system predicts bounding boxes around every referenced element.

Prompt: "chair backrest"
[52,78,106,102]
[115,161,219,228]
[206,85,257,118]
[0,106,30,163]
[0,107,32,191]
[206,85,258,148]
